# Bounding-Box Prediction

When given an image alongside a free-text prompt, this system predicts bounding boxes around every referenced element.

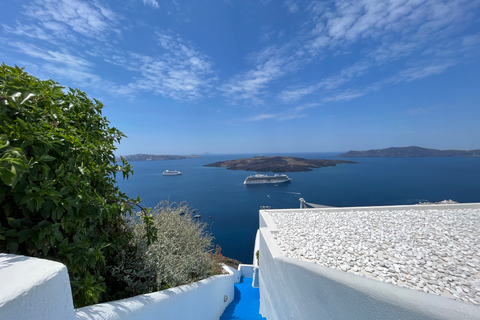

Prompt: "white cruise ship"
[163,170,181,176]
[243,174,291,185]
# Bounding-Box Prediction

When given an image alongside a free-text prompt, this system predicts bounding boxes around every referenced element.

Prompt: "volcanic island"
[204,156,356,172]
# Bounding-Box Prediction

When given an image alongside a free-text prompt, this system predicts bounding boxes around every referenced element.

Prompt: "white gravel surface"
[270,208,480,305]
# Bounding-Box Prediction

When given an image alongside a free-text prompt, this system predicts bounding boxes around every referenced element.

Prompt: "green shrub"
[0,64,222,306]
[0,64,136,307]
[108,201,223,298]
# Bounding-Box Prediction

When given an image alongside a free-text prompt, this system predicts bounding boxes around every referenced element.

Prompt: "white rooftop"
[268,204,480,306]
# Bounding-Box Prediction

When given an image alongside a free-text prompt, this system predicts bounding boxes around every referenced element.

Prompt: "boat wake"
[276,191,301,195]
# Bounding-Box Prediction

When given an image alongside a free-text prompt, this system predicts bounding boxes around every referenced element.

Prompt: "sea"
[116,153,480,263]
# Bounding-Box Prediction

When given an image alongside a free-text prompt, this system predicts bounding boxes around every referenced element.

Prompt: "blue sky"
[2,0,480,155]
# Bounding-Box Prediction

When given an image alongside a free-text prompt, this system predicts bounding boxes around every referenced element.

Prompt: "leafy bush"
[0,64,136,307]
[0,64,224,307]
[108,201,223,299]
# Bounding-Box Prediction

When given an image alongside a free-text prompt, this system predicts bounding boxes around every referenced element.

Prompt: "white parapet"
[0,254,75,320]
[75,265,236,320]
[258,203,480,320]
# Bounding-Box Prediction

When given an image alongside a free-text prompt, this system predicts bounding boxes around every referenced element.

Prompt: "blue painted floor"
[220,277,266,320]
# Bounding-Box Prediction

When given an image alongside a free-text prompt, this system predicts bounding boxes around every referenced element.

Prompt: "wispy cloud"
[245,101,320,122]
[279,60,371,102]
[246,113,278,121]
[115,31,216,101]
[389,62,455,83]
[2,24,56,42]
[6,42,112,91]
[271,0,480,107]
[246,110,306,121]
[5,1,216,102]
[407,107,430,116]
[10,0,121,42]
[143,0,159,9]
[279,85,318,103]
[284,0,300,13]
[9,42,92,68]
[220,44,301,103]
[221,57,286,103]
[322,85,379,103]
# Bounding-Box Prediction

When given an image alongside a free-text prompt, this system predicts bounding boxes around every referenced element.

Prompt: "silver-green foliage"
[111,201,221,296]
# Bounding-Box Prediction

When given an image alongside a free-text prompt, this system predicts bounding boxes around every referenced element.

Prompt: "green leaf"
[52,226,63,242]
[6,217,21,228]
[17,228,33,243]
[0,167,15,186]
[38,220,52,228]
[0,186,6,202]
[32,236,44,250]
[6,241,19,253]
[38,155,56,162]
[35,196,45,211]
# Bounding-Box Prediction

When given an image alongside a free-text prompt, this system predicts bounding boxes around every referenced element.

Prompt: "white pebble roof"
[270,208,480,305]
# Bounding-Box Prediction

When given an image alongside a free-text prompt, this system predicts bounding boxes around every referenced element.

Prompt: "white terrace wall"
[76,265,236,320]
[0,254,75,320]
[0,253,242,320]
[258,205,480,320]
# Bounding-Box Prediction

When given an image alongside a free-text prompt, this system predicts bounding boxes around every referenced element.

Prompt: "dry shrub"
[107,201,222,298]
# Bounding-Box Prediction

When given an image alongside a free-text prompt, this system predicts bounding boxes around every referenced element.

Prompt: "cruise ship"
[163,170,181,176]
[243,174,291,185]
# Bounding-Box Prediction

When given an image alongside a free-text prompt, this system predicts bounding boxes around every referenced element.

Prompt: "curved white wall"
[75,265,236,320]
[1,254,241,320]
[0,254,75,320]
[258,208,480,320]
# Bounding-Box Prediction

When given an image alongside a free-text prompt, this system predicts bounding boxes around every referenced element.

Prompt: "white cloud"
[143,0,159,9]
[322,88,371,103]
[20,0,120,41]
[245,110,306,121]
[9,42,92,68]
[246,113,277,121]
[391,62,454,83]
[6,42,112,92]
[279,85,317,103]
[279,60,371,102]
[115,31,216,101]
[221,57,286,103]
[285,0,300,13]
[462,33,480,49]
[2,24,55,42]
[272,0,480,106]
[407,107,430,116]
[221,44,302,103]
[226,0,480,106]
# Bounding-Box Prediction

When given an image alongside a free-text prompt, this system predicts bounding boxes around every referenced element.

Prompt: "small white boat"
[163,170,181,176]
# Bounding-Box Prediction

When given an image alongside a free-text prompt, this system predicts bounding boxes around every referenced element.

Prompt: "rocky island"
[116,154,201,162]
[204,156,356,172]
[338,146,480,157]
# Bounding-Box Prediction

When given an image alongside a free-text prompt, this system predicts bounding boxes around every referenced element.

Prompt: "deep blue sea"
[116,153,480,263]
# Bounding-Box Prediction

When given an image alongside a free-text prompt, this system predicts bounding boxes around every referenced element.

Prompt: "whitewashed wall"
[76,265,237,320]
[0,254,248,320]
[258,207,480,320]
[0,254,75,320]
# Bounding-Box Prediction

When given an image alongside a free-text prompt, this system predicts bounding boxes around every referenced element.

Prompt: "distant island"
[117,154,201,161]
[338,146,480,157]
[204,156,356,172]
